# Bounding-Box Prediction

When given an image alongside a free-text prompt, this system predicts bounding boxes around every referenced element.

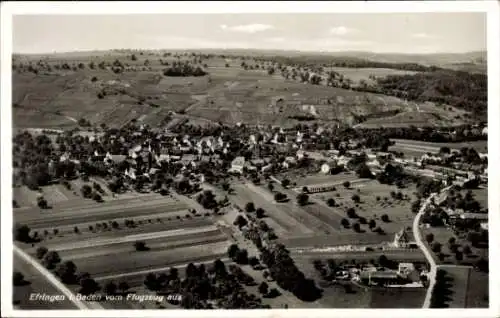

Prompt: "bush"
[13,271,25,286]
[431,242,442,253]
[256,208,265,218]
[351,194,360,203]
[341,218,350,228]
[245,202,255,213]
[425,233,434,243]
[296,193,309,206]
[352,223,361,232]
[368,219,376,229]
[346,207,357,218]
[327,198,336,207]
[381,214,390,222]
[343,181,351,188]
[36,246,48,259]
[134,241,148,251]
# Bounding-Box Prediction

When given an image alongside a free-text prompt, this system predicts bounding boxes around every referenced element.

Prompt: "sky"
[12,13,487,54]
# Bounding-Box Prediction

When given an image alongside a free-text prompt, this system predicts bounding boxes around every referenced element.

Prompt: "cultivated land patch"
[232,183,312,236]
[61,239,231,278]
[14,194,191,230]
[390,139,488,155]
[464,270,489,308]
[439,265,472,308]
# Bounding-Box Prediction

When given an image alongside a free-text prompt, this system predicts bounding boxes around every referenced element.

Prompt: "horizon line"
[12,48,487,56]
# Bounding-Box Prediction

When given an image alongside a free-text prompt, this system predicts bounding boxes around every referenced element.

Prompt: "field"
[464,269,489,308]
[439,265,473,308]
[221,176,417,249]
[13,188,238,308]
[327,67,418,85]
[289,172,360,188]
[390,139,488,156]
[13,52,469,129]
[421,226,488,266]
[311,180,418,237]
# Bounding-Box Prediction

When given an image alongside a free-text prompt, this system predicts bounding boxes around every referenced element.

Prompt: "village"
[12,118,489,309]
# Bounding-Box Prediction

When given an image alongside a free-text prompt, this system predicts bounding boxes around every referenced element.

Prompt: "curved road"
[413,185,453,308]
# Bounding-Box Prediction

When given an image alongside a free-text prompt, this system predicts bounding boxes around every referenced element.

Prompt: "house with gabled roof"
[393,227,416,248]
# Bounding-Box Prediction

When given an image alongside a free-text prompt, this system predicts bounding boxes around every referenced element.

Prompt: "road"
[413,184,453,308]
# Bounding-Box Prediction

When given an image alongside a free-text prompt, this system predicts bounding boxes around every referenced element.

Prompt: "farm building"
[359,270,400,286]
[392,228,417,248]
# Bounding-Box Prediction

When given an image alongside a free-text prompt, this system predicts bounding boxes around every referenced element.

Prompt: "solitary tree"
[426,233,435,244]
[368,219,376,229]
[431,242,442,253]
[351,194,361,203]
[258,281,269,295]
[118,281,130,293]
[103,281,117,295]
[341,218,350,228]
[13,271,25,286]
[134,241,148,251]
[227,244,240,260]
[36,246,48,259]
[297,193,309,206]
[42,251,61,269]
[234,215,248,228]
[256,208,265,218]
[245,202,256,213]
[327,198,336,207]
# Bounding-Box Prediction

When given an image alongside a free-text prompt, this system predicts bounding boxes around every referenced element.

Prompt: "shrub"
[36,246,48,259]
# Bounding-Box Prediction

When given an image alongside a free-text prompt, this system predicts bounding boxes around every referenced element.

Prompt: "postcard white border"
[1,1,499,318]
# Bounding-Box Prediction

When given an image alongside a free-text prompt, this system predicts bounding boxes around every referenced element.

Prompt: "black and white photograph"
[1,1,498,317]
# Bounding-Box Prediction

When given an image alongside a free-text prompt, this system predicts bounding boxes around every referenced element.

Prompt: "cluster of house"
[328,259,425,288]
[354,262,425,287]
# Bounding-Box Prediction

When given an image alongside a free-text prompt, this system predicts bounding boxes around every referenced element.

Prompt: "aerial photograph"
[8,10,489,311]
